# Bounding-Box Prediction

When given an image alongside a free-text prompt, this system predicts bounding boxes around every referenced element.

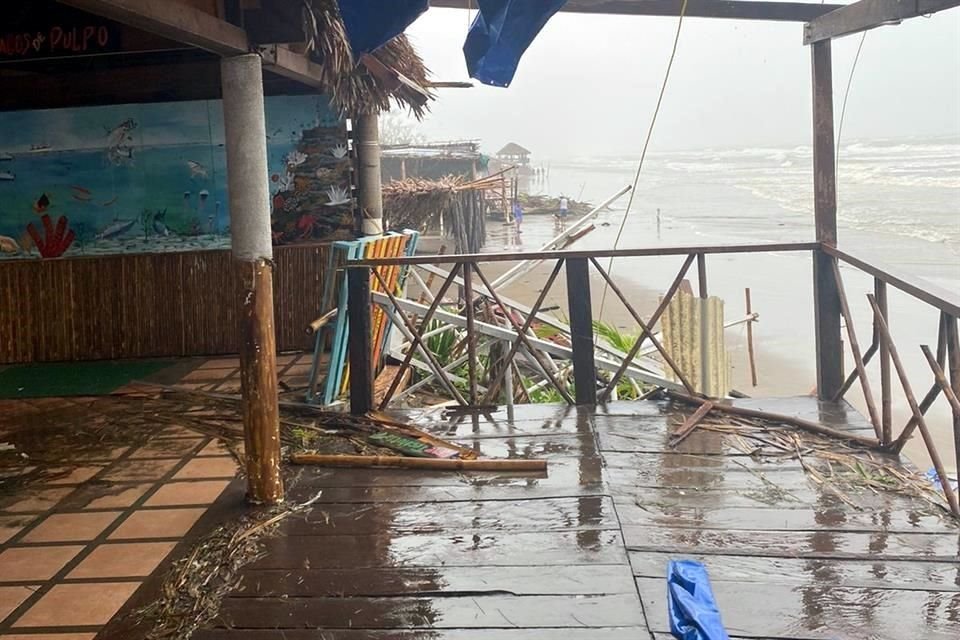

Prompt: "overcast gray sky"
[401,7,960,157]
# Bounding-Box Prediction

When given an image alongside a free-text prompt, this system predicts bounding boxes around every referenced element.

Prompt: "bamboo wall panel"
[0,245,329,363]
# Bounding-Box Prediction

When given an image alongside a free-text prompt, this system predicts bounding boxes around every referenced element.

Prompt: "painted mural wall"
[0,94,353,260]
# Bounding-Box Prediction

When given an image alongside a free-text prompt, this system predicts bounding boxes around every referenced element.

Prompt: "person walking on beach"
[556,195,569,229]
[512,199,523,234]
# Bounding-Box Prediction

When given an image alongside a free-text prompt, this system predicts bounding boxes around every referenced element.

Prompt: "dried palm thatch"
[383,176,465,231]
[302,0,433,118]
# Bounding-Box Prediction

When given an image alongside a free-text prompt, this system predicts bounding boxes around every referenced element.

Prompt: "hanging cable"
[597,0,689,322]
[835,32,867,183]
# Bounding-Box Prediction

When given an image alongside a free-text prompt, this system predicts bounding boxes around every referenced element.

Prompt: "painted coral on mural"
[269,122,354,245]
[0,95,350,260]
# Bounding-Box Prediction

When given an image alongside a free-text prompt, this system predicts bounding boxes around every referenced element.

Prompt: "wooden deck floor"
[106,397,959,639]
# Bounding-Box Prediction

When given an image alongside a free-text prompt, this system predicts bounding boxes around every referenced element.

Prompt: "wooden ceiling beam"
[57,0,332,91]
[430,0,844,22]
[804,0,960,44]
[58,0,249,55]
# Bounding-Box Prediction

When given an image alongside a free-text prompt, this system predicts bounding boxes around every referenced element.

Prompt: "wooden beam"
[431,0,843,21]
[805,0,960,44]
[60,0,334,91]
[566,258,597,406]
[58,0,249,55]
[811,40,843,401]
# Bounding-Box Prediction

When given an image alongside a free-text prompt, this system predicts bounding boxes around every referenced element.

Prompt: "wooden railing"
[345,241,960,516]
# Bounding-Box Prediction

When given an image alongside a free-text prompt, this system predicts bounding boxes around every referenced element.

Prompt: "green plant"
[592,321,651,400]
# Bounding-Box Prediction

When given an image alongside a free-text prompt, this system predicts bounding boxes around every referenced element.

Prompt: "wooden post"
[221,54,282,504]
[948,315,960,486]
[811,39,843,401]
[875,279,892,444]
[566,258,597,405]
[348,266,374,415]
[696,253,709,394]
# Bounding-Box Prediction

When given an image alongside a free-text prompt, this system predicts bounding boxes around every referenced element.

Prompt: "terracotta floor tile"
[0,516,32,544]
[21,511,122,543]
[156,426,201,439]
[108,508,205,540]
[45,466,106,486]
[72,447,130,462]
[196,440,233,457]
[172,457,238,480]
[0,585,36,623]
[0,546,83,581]
[144,480,229,507]
[100,459,179,482]
[129,438,204,459]
[60,483,153,511]
[0,634,96,640]
[1,488,73,514]
[68,541,177,579]
[13,582,140,627]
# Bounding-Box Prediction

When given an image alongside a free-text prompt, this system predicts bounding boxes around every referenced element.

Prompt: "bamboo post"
[811,40,843,401]
[745,288,758,387]
[221,54,282,505]
[868,295,959,516]
[697,253,709,394]
[290,453,546,472]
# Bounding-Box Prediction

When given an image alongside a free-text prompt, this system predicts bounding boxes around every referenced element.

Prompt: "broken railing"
[821,245,960,516]
[344,241,960,516]
[345,242,812,410]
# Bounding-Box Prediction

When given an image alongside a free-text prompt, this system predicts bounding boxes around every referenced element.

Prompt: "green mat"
[0,360,175,398]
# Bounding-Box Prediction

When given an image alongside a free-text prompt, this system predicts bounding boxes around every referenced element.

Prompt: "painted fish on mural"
[152,209,171,237]
[0,235,21,254]
[71,185,93,202]
[96,218,136,240]
[105,118,137,149]
[187,160,208,179]
[101,195,118,207]
[0,171,14,181]
[0,152,13,161]
[106,146,134,167]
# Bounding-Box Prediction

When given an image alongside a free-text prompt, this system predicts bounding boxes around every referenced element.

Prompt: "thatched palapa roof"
[497,142,531,156]
[303,0,434,118]
[384,172,509,231]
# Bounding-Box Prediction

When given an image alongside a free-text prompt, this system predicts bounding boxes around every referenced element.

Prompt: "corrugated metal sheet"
[662,290,730,397]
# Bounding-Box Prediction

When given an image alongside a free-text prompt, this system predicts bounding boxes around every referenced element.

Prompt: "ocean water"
[529,136,959,285]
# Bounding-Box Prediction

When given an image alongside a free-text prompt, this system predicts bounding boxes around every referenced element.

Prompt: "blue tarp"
[667,560,730,640]
[463,0,568,87]
[337,0,429,57]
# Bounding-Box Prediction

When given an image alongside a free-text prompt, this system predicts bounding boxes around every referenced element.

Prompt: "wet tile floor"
[3,355,959,639]
[112,397,960,639]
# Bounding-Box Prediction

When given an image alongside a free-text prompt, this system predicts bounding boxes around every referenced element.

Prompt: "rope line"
[836,32,868,187]
[598,0,689,322]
